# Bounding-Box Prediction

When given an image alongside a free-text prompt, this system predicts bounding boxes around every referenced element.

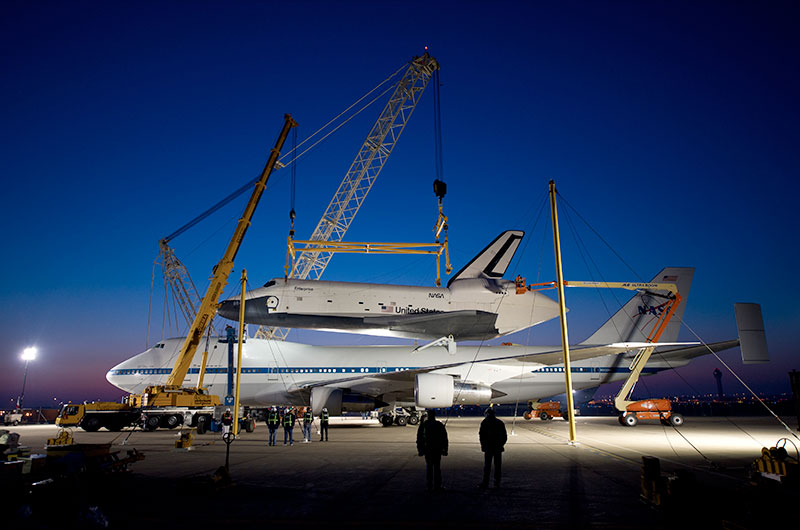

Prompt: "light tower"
[17,347,37,410]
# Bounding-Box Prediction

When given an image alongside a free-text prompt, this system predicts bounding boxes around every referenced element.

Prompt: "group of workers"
[265,406,329,446]
[416,407,507,491]
[223,404,508,491]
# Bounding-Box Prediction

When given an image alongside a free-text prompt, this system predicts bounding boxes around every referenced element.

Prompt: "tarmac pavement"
[6,415,798,528]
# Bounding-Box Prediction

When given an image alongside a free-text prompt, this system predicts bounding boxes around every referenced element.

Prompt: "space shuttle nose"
[217,299,240,321]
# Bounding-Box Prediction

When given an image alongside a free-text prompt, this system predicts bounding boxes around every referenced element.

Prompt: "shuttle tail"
[447,230,524,287]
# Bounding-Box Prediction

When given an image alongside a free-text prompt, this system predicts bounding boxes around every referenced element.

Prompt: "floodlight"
[21,347,37,361]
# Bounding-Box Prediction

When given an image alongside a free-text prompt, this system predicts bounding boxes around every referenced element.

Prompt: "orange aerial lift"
[525,278,684,428]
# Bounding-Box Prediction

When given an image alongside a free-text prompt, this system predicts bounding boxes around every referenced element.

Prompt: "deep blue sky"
[1,1,798,408]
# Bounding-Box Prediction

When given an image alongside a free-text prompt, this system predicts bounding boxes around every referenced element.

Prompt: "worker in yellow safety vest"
[266,406,280,446]
[282,407,296,446]
[302,407,314,443]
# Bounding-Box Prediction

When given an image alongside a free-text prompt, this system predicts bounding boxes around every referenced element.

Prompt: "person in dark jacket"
[266,406,280,446]
[302,407,314,443]
[319,407,329,441]
[221,408,233,437]
[416,409,448,490]
[282,407,295,446]
[478,407,507,488]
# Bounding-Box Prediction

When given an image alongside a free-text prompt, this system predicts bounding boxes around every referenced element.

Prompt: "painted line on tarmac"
[515,422,641,467]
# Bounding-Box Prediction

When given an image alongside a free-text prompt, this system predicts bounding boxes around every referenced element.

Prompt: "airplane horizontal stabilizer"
[650,339,740,362]
[735,303,769,364]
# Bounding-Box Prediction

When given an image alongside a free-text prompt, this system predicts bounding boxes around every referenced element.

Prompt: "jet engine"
[415,374,455,408]
[311,387,343,416]
[453,382,493,404]
[415,374,496,408]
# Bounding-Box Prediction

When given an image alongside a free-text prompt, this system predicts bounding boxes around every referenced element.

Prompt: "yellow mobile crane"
[58,114,297,432]
[134,114,297,408]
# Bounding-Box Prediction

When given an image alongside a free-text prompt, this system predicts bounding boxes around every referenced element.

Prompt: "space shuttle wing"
[363,310,498,340]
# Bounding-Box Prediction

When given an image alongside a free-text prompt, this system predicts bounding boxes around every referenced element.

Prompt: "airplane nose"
[218,299,240,321]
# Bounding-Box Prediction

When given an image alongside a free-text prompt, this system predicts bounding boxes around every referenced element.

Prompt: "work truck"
[56,401,254,434]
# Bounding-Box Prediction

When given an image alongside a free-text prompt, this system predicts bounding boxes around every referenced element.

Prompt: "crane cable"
[433,69,444,181]
[161,63,407,244]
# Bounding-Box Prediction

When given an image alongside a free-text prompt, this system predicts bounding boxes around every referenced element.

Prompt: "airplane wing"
[363,310,498,341]
[295,340,710,394]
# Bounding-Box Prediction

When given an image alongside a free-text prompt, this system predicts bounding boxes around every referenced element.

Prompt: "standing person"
[416,410,448,490]
[478,407,507,489]
[283,407,295,446]
[221,408,233,437]
[302,407,314,443]
[319,407,329,441]
[266,406,280,446]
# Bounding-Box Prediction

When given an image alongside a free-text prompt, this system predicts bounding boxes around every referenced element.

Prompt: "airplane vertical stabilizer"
[580,267,694,344]
[447,230,524,287]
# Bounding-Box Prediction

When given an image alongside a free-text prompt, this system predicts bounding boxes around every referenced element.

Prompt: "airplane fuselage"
[106,337,687,410]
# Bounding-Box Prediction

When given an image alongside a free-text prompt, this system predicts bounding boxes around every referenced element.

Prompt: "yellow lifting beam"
[285,239,451,286]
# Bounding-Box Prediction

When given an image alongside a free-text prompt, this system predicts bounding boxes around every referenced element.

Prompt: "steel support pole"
[549,180,577,444]
[17,360,30,410]
[233,269,246,436]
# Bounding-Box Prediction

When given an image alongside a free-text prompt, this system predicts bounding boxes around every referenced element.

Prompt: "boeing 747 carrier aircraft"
[107,267,765,416]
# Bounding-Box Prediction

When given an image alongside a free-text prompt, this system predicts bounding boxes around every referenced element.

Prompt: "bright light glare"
[21,347,37,361]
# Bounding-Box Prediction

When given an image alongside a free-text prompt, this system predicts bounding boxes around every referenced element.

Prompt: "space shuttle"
[217,231,562,341]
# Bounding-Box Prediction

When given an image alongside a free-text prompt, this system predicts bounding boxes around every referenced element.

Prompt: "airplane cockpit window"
[264,280,277,288]
[153,343,165,349]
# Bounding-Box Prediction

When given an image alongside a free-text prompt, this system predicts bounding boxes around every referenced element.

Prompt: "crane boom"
[256,53,439,340]
[139,114,297,402]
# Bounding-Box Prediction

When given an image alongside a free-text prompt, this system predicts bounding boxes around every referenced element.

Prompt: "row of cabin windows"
[125,367,411,376]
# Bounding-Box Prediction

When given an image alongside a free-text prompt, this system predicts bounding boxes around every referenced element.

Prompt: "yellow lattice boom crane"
[131,114,298,409]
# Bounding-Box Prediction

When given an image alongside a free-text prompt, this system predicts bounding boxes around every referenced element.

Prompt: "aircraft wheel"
[669,413,684,427]
[396,416,408,427]
[539,412,549,421]
[145,415,160,431]
[623,414,638,427]
[82,417,101,432]
[380,415,394,427]
[408,414,419,425]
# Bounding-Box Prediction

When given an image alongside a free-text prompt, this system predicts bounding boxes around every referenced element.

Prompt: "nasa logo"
[428,292,444,299]
[637,303,666,317]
